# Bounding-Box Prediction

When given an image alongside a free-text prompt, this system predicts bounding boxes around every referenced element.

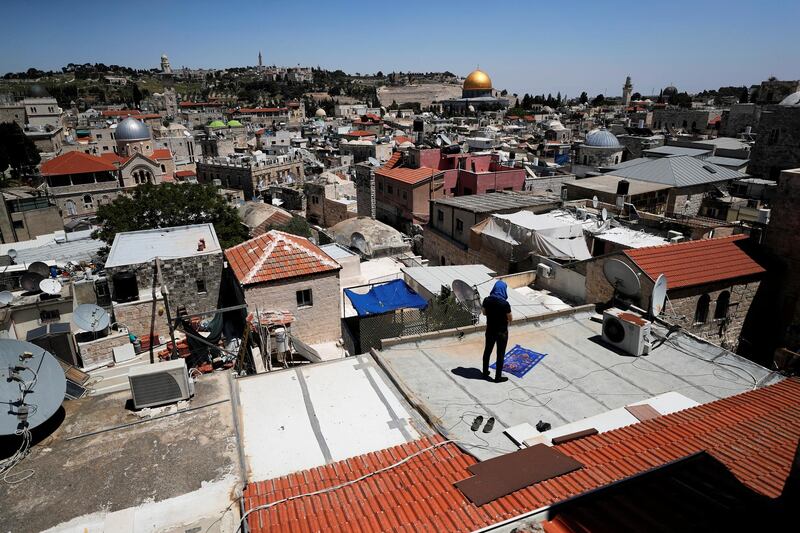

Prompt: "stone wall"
[78,331,131,369]
[667,184,708,216]
[354,165,376,218]
[323,197,357,228]
[422,226,511,274]
[111,295,172,340]
[747,106,800,179]
[243,271,341,344]
[719,103,761,137]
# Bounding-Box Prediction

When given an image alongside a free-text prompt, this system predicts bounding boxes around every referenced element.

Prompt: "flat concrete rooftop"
[374,309,780,461]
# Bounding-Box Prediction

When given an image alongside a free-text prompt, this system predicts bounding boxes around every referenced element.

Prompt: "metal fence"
[342,293,475,355]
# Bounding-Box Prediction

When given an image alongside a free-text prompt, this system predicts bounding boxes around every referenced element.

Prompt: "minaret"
[160,53,172,74]
[258,50,263,68]
[622,76,633,108]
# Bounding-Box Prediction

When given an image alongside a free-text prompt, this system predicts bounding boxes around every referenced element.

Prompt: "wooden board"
[625,403,661,422]
[551,428,599,445]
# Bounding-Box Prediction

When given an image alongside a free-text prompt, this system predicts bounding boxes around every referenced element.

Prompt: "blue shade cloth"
[555,153,571,165]
[490,344,547,378]
[344,279,428,316]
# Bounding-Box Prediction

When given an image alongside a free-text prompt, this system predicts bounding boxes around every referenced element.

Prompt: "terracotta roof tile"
[344,130,375,137]
[243,378,800,532]
[376,166,441,185]
[150,148,172,160]
[623,235,765,289]
[225,230,340,285]
[40,151,118,176]
[384,152,402,169]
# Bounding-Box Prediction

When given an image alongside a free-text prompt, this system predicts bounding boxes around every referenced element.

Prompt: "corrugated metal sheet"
[605,155,747,187]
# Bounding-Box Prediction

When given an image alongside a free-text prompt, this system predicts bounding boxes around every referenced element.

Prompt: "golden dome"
[463,69,492,90]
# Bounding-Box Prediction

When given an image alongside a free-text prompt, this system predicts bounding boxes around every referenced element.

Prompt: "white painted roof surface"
[593,226,669,248]
[236,356,427,481]
[104,223,221,268]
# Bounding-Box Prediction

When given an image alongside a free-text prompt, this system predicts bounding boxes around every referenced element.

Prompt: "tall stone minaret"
[258,50,263,68]
[623,76,633,107]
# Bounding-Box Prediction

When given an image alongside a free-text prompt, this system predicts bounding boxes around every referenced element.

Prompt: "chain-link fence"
[342,292,475,355]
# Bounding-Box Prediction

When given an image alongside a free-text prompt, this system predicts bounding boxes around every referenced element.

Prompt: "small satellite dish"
[20,272,45,293]
[601,208,608,222]
[603,259,641,297]
[0,291,12,306]
[0,339,66,436]
[7,249,17,260]
[452,279,482,320]
[72,304,110,332]
[592,196,599,209]
[28,261,51,278]
[650,274,668,317]
[39,278,63,296]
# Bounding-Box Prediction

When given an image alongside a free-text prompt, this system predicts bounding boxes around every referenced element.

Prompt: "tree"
[592,94,605,107]
[268,216,312,238]
[0,122,40,178]
[579,91,588,104]
[93,183,249,248]
[739,86,749,104]
[631,92,641,101]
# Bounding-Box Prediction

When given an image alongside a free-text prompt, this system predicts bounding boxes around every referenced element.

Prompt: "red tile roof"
[98,153,129,166]
[383,152,402,169]
[394,136,413,145]
[101,109,141,117]
[40,151,118,176]
[237,107,288,113]
[242,378,800,532]
[623,235,765,289]
[150,148,172,160]
[344,130,375,137]
[175,169,196,178]
[225,230,340,285]
[376,166,440,185]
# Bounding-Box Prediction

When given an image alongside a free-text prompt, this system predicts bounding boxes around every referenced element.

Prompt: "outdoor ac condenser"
[128,359,194,409]
[536,263,553,280]
[601,307,651,357]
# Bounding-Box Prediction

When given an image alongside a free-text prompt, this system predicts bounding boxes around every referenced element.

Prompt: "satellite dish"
[592,196,599,209]
[0,339,66,436]
[603,259,641,297]
[28,261,51,277]
[39,278,63,296]
[650,274,668,317]
[7,249,17,260]
[0,291,12,306]
[20,272,44,293]
[601,208,608,222]
[452,279,482,320]
[72,304,110,332]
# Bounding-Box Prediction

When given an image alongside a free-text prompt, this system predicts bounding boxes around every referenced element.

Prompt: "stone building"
[719,103,761,138]
[616,129,665,160]
[585,235,765,351]
[755,79,800,105]
[104,224,224,337]
[225,230,342,344]
[40,151,124,221]
[303,173,357,227]
[353,162,377,218]
[196,153,304,200]
[441,69,509,114]
[0,187,63,243]
[572,128,625,177]
[747,92,800,180]
[622,76,633,108]
[339,140,392,164]
[653,108,722,134]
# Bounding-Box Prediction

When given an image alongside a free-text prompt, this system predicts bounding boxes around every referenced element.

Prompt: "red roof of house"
[40,151,118,176]
[376,166,440,185]
[344,130,375,137]
[237,107,288,114]
[98,153,129,166]
[100,109,141,117]
[624,235,765,289]
[175,169,196,178]
[243,378,800,532]
[383,152,402,169]
[225,230,340,285]
[151,148,172,160]
[394,136,413,145]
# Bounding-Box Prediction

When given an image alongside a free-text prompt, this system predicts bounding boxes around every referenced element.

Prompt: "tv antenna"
[451,279,482,324]
[650,274,668,317]
[603,259,641,297]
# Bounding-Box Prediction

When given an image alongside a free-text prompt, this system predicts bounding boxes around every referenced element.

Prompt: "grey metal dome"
[663,85,678,96]
[29,84,50,98]
[115,117,151,141]
[584,128,621,148]
[779,91,800,106]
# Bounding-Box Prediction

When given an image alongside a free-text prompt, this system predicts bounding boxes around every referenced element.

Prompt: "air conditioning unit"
[536,263,553,279]
[602,308,651,356]
[128,359,195,409]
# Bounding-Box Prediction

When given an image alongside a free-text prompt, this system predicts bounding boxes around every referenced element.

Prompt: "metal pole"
[148,258,158,364]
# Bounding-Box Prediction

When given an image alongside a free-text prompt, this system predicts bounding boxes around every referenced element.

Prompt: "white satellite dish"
[601,208,608,222]
[592,196,599,209]
[603,259,641,297]
[0,291,12,306]
[451,279,482,321]
[39,278,63,296]
[72,304,110,332]
[650,274,668,317]
[7,249,17,260]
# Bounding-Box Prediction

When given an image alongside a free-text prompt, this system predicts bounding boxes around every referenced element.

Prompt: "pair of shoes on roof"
[470,415,495,433]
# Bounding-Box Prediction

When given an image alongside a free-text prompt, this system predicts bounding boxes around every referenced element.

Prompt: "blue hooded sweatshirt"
[484,280,511,333]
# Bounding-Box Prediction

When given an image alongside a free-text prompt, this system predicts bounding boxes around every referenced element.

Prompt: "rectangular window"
[196,279,207,294]
[387,184,393,194]
[12,220,24,229]
[437,209,444,222]
[378,180,383,192]
[40,309,60,322]
[402,190,407,200]
[456,219,464,232]
[296,289,313,308]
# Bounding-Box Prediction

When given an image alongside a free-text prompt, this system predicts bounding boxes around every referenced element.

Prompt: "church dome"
[115,117,151,141]
[663,85,678,96]
[779,91,800,106]
[315,108,327,117]
[584,128,621,148]
[464,69,492,91]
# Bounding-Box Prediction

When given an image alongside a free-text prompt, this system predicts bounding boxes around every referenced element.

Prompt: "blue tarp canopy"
[344,279,428,316]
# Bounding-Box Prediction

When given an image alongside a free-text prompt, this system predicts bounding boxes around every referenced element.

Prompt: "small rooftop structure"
[624,234,765,289]
[0,228,103,265]
[104,223,221,268]
[40,151,117,176]
[642,145,711,158]
[603,155,747,187]
[329,217,410,258]
[430,190,560,214]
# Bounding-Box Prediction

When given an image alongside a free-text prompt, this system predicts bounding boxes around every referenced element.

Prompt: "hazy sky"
[2,0,798,97]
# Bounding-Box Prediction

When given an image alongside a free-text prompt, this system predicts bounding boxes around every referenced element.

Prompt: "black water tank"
[413,119,424,132]
[443,144,461,155]
[112,271,139,303]
[616,179,630,196]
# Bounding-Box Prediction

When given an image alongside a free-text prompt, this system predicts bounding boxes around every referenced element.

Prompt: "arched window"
[65,200,77,216]
[695,294,710,324]
[682,120,688,129]
[160,164,166,173]
[714,291,730,320]
[82,194,93,208]
[614,156,620,164]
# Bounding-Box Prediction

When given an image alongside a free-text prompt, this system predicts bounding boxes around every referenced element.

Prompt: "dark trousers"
[483,330,508,379]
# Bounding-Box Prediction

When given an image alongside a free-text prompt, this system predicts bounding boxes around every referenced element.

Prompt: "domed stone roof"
[464,69,492,91]
[315,108,327,117]
[584,128,621,148]
[115,117,150,141]
[663,85,678,96]
[779,91,800,106]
